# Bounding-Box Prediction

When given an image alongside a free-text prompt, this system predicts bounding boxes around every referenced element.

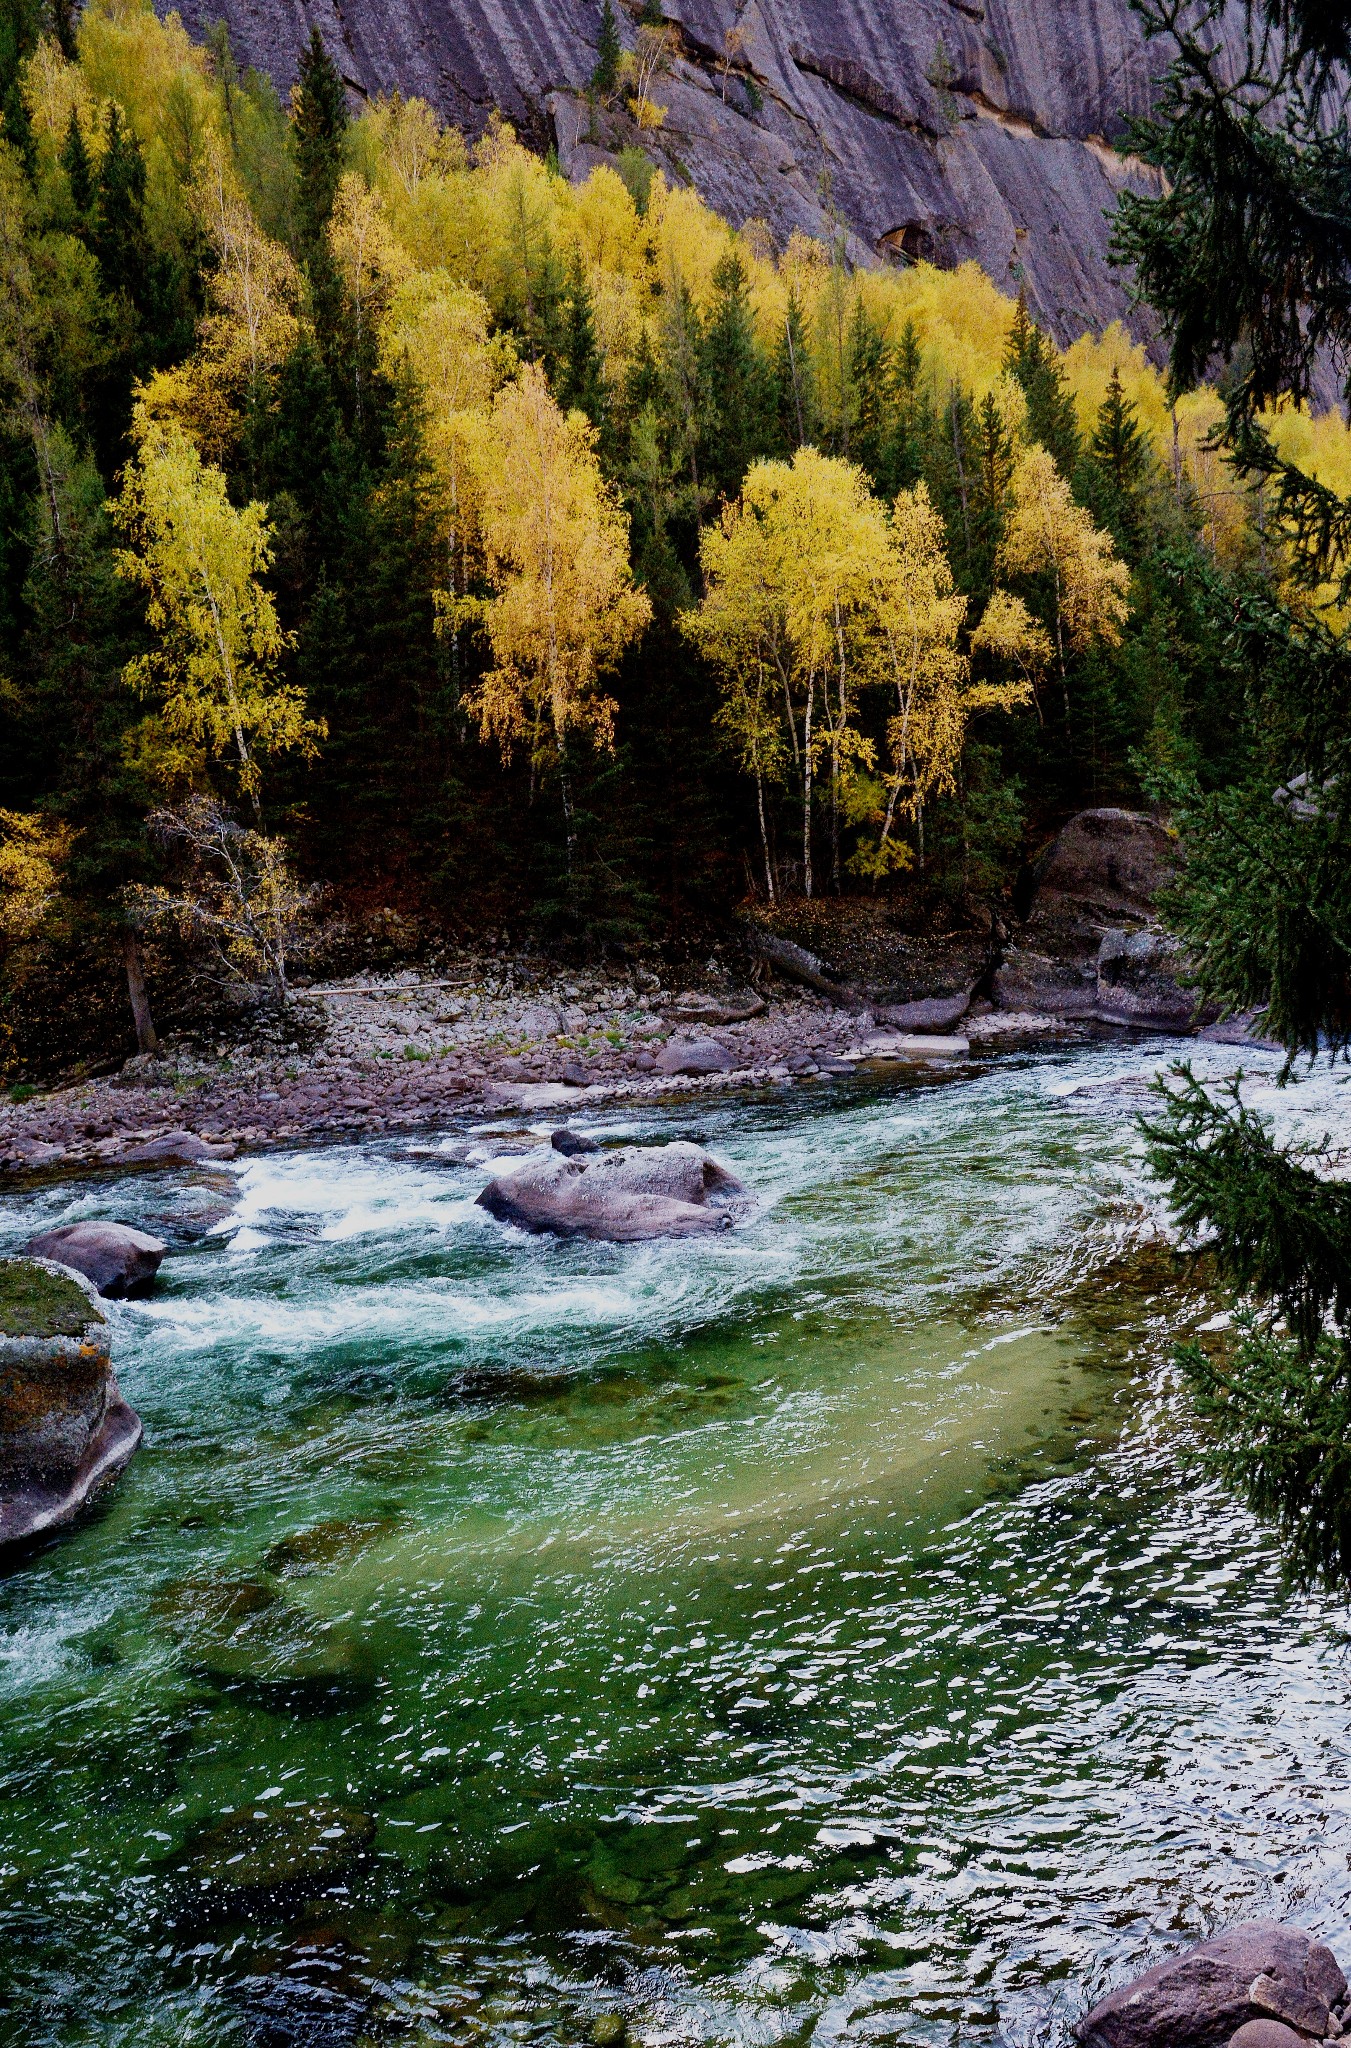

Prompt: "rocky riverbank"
[0,812,1268,1178]
[0,960,1072,1175]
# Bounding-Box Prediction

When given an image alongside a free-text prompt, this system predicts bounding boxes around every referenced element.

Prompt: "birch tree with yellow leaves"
[112,412,323,811]
[467,362,651,883]
[379,271,515,675]
[686,448,889,897]
[997,446,1131,718]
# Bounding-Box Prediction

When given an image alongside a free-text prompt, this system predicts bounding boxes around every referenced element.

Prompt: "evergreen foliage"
[592,0,621,97]
[292,27,348,256]
[1120,0,1351,1579]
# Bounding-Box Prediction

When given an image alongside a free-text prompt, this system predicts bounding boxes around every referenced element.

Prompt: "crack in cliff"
[787,44,942,137]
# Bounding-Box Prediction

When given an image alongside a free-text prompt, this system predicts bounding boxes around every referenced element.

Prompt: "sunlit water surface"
[3,1043,1351,2048]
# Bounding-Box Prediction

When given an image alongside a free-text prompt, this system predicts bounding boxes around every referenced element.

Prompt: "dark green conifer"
[698,250,771,501]
[92,104,149,303]
[845,298,886,487]
[1004,292,1080,476]
[557,250,606,428]
[770,288,814,452]
[0,0,42,168]
[292,26,348,256]
[592,0,621,96]
[882,319,927,490]
[60,106,92,216]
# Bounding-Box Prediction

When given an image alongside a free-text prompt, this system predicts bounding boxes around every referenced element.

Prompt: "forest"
[2,0,1351,1074]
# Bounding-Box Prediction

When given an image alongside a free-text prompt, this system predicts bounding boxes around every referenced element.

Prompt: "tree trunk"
[756,769,775,901]
[123,930,160,1055]
[558,737,578,908]
[802,677,814,898]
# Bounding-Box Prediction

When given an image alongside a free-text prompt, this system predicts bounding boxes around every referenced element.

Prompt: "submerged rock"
[179,1800,376,1897]
[478,1140,746,1241]
[0,1257,141,1548]
[23,1221,166,1298]
[1077,1921,1347,2048]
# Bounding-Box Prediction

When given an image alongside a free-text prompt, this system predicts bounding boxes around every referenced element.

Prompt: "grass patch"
[0,1259,102,1338]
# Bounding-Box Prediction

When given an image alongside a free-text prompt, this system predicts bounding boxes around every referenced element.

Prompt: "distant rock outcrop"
[170,0,1184,347]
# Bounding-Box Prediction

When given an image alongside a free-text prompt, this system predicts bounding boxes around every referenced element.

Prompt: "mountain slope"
[172,0,1170,345]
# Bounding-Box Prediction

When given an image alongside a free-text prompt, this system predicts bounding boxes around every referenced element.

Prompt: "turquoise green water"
[2,1046,1350,2048]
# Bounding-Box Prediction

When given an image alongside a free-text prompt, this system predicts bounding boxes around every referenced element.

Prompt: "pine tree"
[592,0,621,97]
[1004,292,1080,477]
[557,249,605,429]
[292,27,348,258]
[1114,0,1351,1579]
[0,0,42,169]
[698,250,771,501]
[60,107,93,218]
[967,390,1016,607]
[882,320,927,492]
[845,297,886,488]
[770,288,814,454]
[1083,366,1150,544]
[92,105,150,306]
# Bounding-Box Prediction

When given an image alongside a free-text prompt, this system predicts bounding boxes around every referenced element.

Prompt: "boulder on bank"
[994,810,1198,1030]
[0,1257,141,1547]
[992,947,1099,1018]
[875,988,973,1031]
[1028,807,1177,927]
[478,1140,746,1241]
[1077,1921,1347,2048]
[1095,928,1199,1029]
[23,1221,166,1298]
[656,1038,737,1076]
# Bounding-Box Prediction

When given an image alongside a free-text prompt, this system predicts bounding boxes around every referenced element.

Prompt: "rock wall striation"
[169,0,1179,345]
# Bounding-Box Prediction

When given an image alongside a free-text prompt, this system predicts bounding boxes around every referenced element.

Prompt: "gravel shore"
[0,960,1073,1176]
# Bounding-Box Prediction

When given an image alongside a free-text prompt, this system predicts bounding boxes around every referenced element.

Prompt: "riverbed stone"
[23,1221,166,1298]
[122,1128,236,1164]
[0,1257,141,1548]
[478,1141,745,1241]
[1077,1922,1347,2048]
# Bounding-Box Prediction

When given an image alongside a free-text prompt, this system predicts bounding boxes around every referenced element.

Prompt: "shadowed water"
[2,1042,1350,2048]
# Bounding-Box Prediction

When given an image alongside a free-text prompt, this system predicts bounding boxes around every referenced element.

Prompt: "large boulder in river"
[0,1258,141,1547]
[1077,1922,1347,2048]
[478,1140,746,1241]
[23,1221,166,1298]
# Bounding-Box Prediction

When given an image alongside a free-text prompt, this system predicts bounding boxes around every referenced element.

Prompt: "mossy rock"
[0,1258,104,1339]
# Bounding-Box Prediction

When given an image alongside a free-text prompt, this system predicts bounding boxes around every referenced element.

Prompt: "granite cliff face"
[172,0,1171,346]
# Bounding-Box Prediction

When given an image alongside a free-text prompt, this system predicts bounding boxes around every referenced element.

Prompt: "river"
[2,1041,1350,2048]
